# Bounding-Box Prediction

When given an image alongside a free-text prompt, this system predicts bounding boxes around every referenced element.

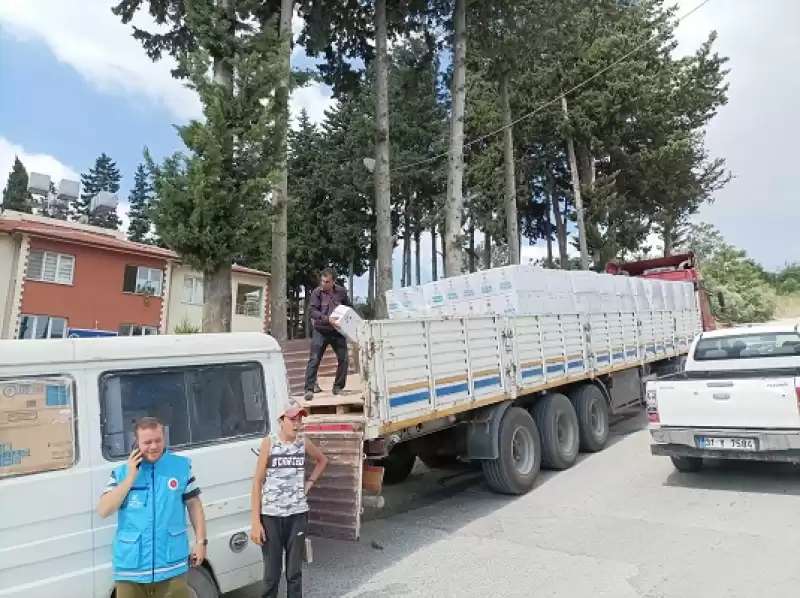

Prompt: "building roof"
[0,211,269,278]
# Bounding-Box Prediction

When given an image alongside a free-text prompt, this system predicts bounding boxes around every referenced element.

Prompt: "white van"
[0,333,295,598]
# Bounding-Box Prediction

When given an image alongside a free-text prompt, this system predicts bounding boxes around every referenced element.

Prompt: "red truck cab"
[605,252,716,331]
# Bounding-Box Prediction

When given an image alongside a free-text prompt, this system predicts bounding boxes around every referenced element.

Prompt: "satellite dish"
[78,215,89,224]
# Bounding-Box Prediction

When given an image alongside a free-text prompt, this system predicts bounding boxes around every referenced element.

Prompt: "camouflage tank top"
[261,433,309,517]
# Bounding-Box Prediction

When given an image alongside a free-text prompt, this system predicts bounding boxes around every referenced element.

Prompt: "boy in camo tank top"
[250,405,328,598]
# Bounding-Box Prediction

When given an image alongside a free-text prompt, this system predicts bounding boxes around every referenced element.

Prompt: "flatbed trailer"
[299,304,702,541]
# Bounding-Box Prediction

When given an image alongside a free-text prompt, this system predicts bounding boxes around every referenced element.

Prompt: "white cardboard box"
[330,306,363,344]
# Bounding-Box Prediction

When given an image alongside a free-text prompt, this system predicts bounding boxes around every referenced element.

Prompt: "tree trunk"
[203,0,235,333]
[444,0,467,278]
[304,284,312,338]
[203,266,232,333]
[561,94,589,271]
[483,230,491,269]
[267,0,293,342]
[468,223,476,272]
[348,256,355,300]
[402,197,411,286]
[500,71,519,265]
[367,246,376,306]
[545,194,554,268]
[546,171,569,269]
[414,228,421,285]
[662,223,674,257]
[373,0,392,317]
[430,227,438,281]
[440,221,448,277]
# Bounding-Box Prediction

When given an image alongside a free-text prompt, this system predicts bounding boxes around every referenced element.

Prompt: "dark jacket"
[308,284,352,333]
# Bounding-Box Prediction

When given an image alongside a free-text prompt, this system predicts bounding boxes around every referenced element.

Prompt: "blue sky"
[1,0,798,295]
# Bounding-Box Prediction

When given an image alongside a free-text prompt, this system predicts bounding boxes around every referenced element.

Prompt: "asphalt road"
[231,411,800,597]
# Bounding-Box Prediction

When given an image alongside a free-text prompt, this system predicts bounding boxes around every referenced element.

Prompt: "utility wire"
[393,0,714,173]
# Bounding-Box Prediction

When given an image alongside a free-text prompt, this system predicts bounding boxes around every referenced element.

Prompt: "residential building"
[0,210,270,339]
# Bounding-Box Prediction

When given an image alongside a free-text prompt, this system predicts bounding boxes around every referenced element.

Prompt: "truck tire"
[188,566,219,598]
[380,444,417,485]
[482,406,542,495]
[418,454,463,470]
[671,456,702,473]
[532,393,580,470]
[569,384,610,453]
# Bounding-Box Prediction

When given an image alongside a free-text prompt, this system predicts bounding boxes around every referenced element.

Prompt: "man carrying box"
[304,268,352,401]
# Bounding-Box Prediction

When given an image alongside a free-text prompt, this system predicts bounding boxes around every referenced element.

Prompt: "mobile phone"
[132,441,141,469]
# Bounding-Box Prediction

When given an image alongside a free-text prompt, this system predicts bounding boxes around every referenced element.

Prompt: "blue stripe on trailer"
[474,376,502,390]
[435,382,470,397]
[596,354,610,363]
[612,352,624,360]
[389,390,430,408]
[546,363,565,374]
[567,359,584,369]
[626,349,638,356]
[521,367,543,379]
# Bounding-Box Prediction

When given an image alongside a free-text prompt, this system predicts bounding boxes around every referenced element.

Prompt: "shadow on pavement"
[663,458,800,496]
[227,408,649,598]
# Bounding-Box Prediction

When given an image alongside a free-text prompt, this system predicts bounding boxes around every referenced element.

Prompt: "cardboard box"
[0,379,72,428]
[0,416,74,477]
[330,305,363,344]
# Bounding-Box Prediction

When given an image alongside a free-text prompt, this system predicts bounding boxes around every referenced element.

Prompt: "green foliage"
[142,2,283,276]
[72,153,123,229]
[685,223,775,325]
[126,162,154,243]
[1,156,32,213]
[173,317,201,334]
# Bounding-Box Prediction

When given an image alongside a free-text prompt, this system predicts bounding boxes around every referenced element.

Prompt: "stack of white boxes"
[385,265,696,320]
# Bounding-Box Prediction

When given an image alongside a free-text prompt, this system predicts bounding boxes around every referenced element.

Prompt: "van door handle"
[712,393,730,400]
[707,381,734,388]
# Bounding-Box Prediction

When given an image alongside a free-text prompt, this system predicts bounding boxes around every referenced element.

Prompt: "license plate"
[696,436,757,451]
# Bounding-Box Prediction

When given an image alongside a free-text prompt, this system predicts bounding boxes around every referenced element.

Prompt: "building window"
[17,315,67,339]
[119,324,159,336]
[99,361,268,458]
[182,276,204,305]
[235,284,263,317]
[123,265,163,296]
[26,250,75,285]
[0,376,77,476]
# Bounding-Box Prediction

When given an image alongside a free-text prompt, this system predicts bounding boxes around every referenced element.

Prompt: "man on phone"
[97,417,207,598]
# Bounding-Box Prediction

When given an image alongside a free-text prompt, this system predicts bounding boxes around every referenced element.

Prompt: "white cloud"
[0,137,78,186]
[0,0,334,124]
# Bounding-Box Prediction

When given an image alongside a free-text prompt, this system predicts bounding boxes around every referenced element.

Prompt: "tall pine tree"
[72,153,122,229]
[2,156,33,213]
[126,163,153,243]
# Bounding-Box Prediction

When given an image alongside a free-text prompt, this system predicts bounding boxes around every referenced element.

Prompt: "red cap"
[280,406,308,420]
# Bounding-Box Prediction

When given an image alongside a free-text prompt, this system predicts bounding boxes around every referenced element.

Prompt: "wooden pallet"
[293,376,365,416]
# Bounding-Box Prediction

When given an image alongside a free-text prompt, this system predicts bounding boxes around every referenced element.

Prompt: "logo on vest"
[128,493,145,509]
[168,478,179,491]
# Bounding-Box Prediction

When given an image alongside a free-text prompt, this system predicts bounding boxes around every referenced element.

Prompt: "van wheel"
[533,393,580,470]
[380,444,416,485]
[482,407,542,495]
[188,566,219,598]
[671,456,702,473]
[569,384,610,453]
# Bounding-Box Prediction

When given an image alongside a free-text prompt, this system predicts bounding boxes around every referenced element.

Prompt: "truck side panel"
[365,308,702,437]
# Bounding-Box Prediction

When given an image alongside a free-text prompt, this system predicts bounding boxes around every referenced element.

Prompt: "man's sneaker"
[332,388,343,396]
[314,384,322,393]
[303,391,314,401]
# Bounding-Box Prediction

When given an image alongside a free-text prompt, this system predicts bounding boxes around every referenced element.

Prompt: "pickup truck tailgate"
[656,377,800,429]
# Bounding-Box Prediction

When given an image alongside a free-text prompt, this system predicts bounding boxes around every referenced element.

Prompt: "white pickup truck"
[648,323,800,472]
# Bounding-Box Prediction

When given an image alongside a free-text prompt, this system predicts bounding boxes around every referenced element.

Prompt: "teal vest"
[112,451,192,584]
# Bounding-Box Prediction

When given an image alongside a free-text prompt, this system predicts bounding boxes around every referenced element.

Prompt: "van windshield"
[694,332,800,361]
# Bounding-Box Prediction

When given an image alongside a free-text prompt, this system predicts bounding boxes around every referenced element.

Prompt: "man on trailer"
[304,267,352,400]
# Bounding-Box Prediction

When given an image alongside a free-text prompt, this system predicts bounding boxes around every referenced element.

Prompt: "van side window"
[0,376,77,477]
[100,362,268,458]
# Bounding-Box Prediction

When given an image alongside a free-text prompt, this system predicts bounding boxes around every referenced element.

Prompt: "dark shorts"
[115,574,190,598]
